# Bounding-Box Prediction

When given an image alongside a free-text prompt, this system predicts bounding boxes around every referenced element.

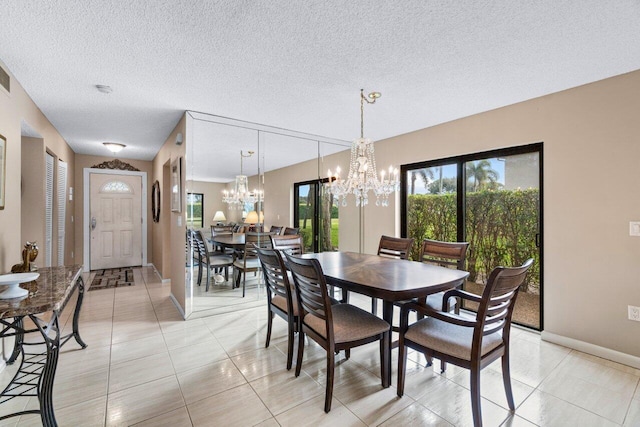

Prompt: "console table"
[0,265,87,426]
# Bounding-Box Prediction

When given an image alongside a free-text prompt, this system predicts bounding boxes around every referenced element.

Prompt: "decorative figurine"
[10,241,39,273]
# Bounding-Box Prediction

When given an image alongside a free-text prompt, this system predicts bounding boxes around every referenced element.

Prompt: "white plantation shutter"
[45,153,54,267]
[57,160,67,266]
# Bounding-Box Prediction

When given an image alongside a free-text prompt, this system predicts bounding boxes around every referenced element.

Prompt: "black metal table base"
[0,276,86,426]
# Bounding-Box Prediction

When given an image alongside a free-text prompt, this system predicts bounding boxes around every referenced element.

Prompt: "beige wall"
[0,59,75,272]
[365,70,640,357]
[21,137,45,257]
[73,154,154,270]
[152,114,187,313]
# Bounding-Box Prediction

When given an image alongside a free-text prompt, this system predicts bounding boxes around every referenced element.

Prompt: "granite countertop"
[0,265,83,318]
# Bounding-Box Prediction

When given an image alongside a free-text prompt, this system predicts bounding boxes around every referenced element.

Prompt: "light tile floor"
[1,266,639,426]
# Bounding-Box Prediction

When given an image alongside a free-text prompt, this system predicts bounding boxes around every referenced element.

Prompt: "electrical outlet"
[628,305,640,321]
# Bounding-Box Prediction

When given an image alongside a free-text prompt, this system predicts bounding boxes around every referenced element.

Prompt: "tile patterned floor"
[1,266,639,426]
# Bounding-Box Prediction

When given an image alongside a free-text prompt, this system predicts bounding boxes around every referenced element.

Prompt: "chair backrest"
[256,247,293,310]
[270,234,304,255]
[283,227,300,235]
[243,232,273,262]
[419,239,469,270]
[475,259,534,338]
[193,230,209,264]
[285,253,334,340]
[377,235,414,260]
[211,225,233,235]
[269,225,284,235]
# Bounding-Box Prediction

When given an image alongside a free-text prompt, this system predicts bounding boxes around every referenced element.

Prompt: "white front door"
[90,173,142,270]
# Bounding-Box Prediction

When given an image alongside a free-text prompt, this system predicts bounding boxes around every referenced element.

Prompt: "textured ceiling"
[1,1,640,177]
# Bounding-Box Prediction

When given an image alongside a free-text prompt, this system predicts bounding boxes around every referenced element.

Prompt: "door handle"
[91,217,97,231]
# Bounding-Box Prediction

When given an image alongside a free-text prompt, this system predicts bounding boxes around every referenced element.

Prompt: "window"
[401,143,543,329]
[294,179,339,253]
[100,180,133,193]
[186,193,204,228]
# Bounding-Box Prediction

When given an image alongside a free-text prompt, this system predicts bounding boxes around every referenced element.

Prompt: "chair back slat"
[285,254,333,326]
[271,234,304,255]
[377,235,414,260]
[283,227,300,235]
[420,239,469,270]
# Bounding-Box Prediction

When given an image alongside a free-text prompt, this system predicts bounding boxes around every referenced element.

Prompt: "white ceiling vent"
[0,65,9,93]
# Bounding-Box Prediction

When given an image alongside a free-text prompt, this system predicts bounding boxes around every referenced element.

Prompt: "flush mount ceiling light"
[95,84,113,94]
[103,142,125,153]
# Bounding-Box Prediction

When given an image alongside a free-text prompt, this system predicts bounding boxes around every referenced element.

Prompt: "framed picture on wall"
[171,156,181,212]
[0,134,5,209]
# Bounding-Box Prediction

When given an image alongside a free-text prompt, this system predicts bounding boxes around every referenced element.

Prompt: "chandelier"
[222,150,264,209]
[327,89,399,207]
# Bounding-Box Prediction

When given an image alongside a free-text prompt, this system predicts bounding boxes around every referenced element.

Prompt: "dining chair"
[419,239,469,313]
[270,234,303,255]
[193,230,234,291]
[233,232,272,297]
[268,225,284,235]
[255,247,298,370]
[370,235,415,313]
[210,225,234,254]
[397,258,534,427]
[284,252,391,413]
[283,227,300,235]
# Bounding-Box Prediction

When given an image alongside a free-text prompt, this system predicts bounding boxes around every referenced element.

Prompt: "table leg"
[71,276,88,348]
[6,317,24,364]
[30,313,61,427]
[381,300,394,387]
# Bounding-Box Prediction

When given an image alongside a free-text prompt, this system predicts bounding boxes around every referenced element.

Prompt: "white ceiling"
[2,1,640,178]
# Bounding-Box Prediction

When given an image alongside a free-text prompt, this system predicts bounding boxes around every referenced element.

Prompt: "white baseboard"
[148,263,170,282]
[169,293,186,320]
[541,331,640,369]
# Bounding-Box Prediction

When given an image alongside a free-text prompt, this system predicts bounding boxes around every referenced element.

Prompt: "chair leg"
[324,349,335,412]
[423,351,433,367]
[470,366,483,427]
[380,331,390,388]
[344,349,350,359]
[265,309,273,349]
[295,329,304,377]
[242,271,246,297]
[441,360,447,373]
[205,265,210,292]
[224,266,229,281]
[397,334,406,396]
[502,353,515,411]
[286,317,294,370]
[197,261,203,286]
[371,298,378,315]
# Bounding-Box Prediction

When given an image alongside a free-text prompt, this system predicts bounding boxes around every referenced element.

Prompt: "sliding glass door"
[402,143,543,329]
[294,179,339,253]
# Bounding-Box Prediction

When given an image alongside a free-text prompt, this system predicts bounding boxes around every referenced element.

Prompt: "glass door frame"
[400,142,544,330]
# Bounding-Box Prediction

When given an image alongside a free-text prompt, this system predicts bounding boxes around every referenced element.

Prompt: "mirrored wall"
[184,111,351,318]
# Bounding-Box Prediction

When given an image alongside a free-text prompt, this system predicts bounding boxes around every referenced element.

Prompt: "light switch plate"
[630,222,640,236]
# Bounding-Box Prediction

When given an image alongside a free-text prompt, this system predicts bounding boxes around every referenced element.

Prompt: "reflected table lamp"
[213,211,227,226]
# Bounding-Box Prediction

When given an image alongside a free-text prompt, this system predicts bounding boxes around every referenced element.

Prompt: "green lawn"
[298,218,339,250]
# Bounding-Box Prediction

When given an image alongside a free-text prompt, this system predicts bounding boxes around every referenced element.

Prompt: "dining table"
[301,251,469,385]
[209,232,247,251]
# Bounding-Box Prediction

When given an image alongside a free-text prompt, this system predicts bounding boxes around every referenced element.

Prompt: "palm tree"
[410,168,435,194]
[466,160,499,192]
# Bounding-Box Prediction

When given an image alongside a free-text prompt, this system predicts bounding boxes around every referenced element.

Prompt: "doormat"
[89,268,135,290]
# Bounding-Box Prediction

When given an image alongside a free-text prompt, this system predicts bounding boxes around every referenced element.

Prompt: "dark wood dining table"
[301,251,469,384]
[209,233,246,250]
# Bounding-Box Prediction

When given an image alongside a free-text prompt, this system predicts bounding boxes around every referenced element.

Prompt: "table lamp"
[213,211,226,225]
